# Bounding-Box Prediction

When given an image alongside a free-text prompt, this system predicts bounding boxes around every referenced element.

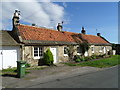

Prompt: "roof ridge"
[18,24,80,34]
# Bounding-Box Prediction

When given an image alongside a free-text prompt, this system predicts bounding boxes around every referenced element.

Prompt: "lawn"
[0,65,48,76]
[65,55,120,68]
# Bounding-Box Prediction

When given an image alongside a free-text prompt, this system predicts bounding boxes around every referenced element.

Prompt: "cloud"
[0,0,65,30]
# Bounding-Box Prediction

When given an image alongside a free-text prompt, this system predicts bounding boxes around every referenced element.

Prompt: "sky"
[0,1,118,44]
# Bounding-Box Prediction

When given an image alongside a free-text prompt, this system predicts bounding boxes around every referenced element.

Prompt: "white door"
[0,46,19,69]
[50,47,57,63]
[0,50,2,70]
[103,47,106,54]
[84,51,88,56]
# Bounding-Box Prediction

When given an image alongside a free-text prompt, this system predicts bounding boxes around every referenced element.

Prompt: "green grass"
[0,67,30,76]
[65,55,120,68]
[0,66,48,76]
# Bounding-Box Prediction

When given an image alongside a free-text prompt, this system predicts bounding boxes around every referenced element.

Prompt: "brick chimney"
[81,26,86,34]
[12,10,20,28]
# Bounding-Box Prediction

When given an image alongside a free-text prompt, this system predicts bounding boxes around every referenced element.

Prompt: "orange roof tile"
[17,24,110,45]
[80,34,109,44]
[17,24,83,43]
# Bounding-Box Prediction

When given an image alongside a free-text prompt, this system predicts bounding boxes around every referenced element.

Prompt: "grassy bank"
[65,55,120,68]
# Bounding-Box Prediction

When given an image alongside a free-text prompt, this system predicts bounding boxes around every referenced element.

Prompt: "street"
[28,66,118,88]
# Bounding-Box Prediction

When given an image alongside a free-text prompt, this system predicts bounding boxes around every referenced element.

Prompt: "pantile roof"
[16,24,110,45]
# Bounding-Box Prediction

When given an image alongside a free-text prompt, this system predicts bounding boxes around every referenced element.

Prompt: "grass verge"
[65,55,120,68]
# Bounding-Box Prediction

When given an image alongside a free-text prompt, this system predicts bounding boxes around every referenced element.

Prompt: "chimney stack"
[12,10,20,28]
[97,33,101,36]
[32,23,36,26]
[81,26,86,34]
[57,23,63,31]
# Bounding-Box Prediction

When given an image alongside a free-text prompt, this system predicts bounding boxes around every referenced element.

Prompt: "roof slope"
[80,34,110,44]
[17,24,83,44]
[0,30,19,46]
[16,24,110,45]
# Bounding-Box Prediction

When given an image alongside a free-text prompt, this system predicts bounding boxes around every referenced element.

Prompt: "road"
[29,66,118,88]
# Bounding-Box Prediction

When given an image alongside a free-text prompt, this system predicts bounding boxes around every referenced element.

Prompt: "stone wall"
[24,46,39,66]
[88,45,112,56]
[23,45,112,66]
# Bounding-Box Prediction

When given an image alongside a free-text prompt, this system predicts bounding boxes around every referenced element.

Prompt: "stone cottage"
[10,10,112,66]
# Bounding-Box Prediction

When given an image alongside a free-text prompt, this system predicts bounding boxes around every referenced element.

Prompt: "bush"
[43,49,54,66]
[75,58,81,62]
[80,57,86,61]
[74,55,81,60]
[91,55,97,59]
[25,63,31,67]
[74,55,86,62]
[84,56,92,61]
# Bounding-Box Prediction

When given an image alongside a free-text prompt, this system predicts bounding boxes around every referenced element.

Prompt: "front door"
[103,47,106,54]
[50,47,57,63]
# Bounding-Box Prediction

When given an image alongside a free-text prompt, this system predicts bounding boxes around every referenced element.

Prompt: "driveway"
[1,64,118,88]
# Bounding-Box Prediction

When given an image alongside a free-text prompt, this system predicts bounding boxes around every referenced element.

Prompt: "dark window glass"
[34,47,43,57]
[77,47,81,53]
[64,47,68,54]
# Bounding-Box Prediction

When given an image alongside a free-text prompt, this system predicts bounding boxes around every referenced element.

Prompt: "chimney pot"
[57,23,62,31]
[12,10,20,29]
[81,26,86,34]
[32,23,36,26]
[97,33,101,36]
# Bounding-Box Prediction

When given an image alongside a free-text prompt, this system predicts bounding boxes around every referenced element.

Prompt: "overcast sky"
[0,1,118,44]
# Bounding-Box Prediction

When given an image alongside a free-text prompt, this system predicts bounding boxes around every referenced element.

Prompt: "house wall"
[88,45,112,56]
[23,46,39,66]
[23,45,70,66]
[44,45,69,63]
[23,45,112,66]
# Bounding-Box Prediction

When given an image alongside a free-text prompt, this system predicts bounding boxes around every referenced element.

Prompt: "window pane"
[34,51,38,53]
[39,47,43,57]
[77,47,81,53]
[91,47,94,51]
[34,47,38,57]
[34,47,38,51]
[64,47,68,54]
[34,53,38,56]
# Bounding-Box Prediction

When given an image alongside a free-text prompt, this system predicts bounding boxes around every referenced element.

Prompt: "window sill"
[99,50,102,52]
[33,56,43,59]
[64,54,68,56]
[92,51,94,53]
[77,53,81,55]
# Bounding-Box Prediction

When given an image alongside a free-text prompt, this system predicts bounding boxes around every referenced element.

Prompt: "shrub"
[91,55,97,59]
[25,63,31,67]
[74,55,86,62]
[84,56,92,61]
[75,58,81,62]
[74,55,81,60]
[80,57,86,61]
[43,49,54,66]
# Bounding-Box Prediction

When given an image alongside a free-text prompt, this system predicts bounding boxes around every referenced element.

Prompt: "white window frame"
[33,47,43,59]
[64,47,68,56]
